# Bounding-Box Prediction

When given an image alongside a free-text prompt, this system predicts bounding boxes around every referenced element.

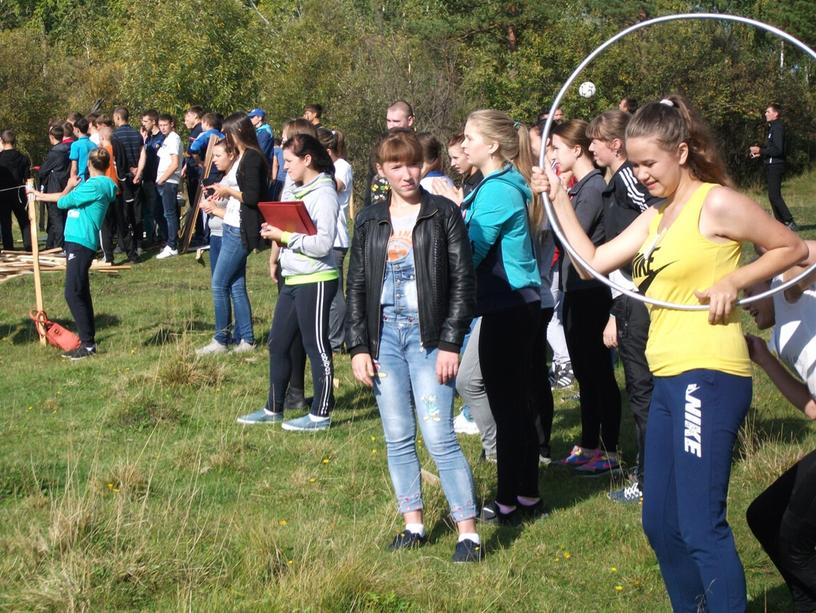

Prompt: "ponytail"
[626,94,731,187]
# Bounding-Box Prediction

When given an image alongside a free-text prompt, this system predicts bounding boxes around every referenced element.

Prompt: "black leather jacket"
[346,190,475,359]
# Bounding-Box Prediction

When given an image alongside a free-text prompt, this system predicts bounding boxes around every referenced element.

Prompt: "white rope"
[539,13,816,311]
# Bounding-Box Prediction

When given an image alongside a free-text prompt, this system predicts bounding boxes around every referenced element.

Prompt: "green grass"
[0,173,814,612]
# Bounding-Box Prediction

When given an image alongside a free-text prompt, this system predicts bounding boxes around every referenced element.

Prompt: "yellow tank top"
[631,183,751,377]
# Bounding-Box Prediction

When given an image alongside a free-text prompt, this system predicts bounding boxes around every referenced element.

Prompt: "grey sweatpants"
[455,318,497,458]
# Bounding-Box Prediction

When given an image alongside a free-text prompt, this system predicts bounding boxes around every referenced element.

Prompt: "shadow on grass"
[141,320,214,346]
[748,583,794,612]
[0,313,121,345]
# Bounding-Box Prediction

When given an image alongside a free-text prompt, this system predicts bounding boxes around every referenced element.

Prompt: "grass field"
[0,174,814,612]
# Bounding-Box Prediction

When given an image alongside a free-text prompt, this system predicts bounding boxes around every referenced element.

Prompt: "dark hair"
[62,122,74,136]
[88,147,111,172]
[416,132,443,173]
[186,105,204,118]
[551,119,591,154]
[1,129,16,145]
[626,94,731,186]
[202,112,222,131]
[304,103,323,118]
[141,109,159,122]
[283,134,334,177]
[290,118,318,138]
[620,97,639,114]
[67,111,83,124]
[49,125,64,141]
[317,127,347,159]
[113,107,129,122]
[158,113,175,125]
[222,112,261,156]
[86,112,99,123]
[376,129,423,166]
[447,133,465,148]
[95,115,114,128]
[74,117,90,135]
[768,102,782,116]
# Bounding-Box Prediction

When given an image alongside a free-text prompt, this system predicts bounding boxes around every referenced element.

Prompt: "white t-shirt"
[420,173,455,195]
[769,275,816,400]
[333,158,353,249]
[157,131,182,184]
[222,155,242,228]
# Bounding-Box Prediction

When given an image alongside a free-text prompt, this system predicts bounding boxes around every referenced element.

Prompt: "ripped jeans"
[373,316,477,523]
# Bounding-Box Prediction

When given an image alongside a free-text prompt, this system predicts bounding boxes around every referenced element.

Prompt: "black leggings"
[531,308,555,452]
[747,449,816,612]
[480,301,540,506]
[267,280,337,417]
[64,241,96,346]
[564,286,622,452]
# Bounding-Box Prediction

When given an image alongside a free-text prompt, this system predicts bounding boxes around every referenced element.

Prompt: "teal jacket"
[463,165,540,314]
[58,176,117,251]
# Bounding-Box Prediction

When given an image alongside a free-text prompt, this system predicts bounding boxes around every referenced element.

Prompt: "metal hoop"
[539,13,816,311]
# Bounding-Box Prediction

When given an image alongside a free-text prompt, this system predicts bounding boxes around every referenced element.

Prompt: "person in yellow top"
[534,95,807,613]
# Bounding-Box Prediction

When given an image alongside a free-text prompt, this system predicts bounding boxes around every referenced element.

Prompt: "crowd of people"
[1,94,815,605]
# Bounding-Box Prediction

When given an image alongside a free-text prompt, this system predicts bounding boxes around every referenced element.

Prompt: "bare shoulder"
[703,185,757,217]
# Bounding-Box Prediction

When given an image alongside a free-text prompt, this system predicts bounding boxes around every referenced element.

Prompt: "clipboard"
[258,201,317,236]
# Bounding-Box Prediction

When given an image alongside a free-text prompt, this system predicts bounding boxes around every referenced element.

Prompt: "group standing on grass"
[6,93,816,599]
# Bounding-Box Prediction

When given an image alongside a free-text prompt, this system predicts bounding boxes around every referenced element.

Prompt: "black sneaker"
[388,529,426,551]
[284,387,310,411]
[61,346,97,360]
[518,500,549,522]
[452,539,483,563]
[479,501,520,526]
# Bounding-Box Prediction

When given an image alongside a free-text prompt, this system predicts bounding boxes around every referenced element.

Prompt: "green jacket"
[58,176,117,251]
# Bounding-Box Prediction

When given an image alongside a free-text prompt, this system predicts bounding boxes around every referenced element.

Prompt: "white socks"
[309,414,330,422]
[405,523,425,537]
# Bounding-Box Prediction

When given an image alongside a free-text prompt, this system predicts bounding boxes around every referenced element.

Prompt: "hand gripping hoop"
[539,13,816,311]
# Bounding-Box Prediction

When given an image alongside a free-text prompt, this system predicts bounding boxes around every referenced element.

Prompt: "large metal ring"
[539,13,816,311]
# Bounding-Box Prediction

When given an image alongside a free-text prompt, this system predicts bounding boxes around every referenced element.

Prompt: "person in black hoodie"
[39,124,71,250]
[0,129,31,250]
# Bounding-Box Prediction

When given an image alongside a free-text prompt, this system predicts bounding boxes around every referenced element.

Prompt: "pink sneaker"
[560,445,594,467]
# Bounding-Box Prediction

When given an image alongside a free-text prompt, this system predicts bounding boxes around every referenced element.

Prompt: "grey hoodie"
[280,173,339,281]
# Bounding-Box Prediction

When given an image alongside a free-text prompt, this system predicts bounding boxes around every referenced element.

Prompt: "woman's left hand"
[436,350,459,384]
[209,183,230,198]
[695,278,738,325]
[260,223,284,242]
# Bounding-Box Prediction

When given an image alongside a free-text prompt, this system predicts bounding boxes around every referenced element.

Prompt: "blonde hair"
[467,109,541,230]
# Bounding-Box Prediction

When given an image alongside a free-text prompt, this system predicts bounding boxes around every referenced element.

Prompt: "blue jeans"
[157,182,179,249]
[209,234,222,276]
[373,318,477,523]
[643,369,751,613]
[211,224,253,345]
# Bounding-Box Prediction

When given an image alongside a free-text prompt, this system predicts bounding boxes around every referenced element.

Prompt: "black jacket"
[39,142,71,193]
[760,119,785,165]
[236,148,268,251]
[346,189,475,359]
[0,149,30,205]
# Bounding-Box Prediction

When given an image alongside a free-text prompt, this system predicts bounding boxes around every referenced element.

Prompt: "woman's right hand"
[434,180,463,206]
[531,164,560,200]
[352,353,376,387]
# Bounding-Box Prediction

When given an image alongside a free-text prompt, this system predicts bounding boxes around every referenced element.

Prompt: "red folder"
[258,201,317,236]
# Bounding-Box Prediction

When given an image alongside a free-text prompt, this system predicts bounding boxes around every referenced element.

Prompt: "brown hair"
[586,110,629,144]
[289,118,318,139]
[466,109,538,227]
[417,132,443,173]
[551,119,591,154]
[88,147,111,172]
[317,127,347,159]
[447,133,465,148]
[376,129,423,166]
[626,94,731,186]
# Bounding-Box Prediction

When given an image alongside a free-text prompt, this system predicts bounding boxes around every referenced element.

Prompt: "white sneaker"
[156,246,179,260]
[233,340,256,353]
[196,339,228,356]
[453,411,480,435]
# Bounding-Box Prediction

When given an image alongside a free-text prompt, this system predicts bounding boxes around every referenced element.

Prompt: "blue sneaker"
[281,414,331,432]
[236,408,283,425]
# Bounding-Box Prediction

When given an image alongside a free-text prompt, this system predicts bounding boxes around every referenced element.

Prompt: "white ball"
[579,81,596,98]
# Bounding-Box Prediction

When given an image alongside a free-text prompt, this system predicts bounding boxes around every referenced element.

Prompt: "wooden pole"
[180,134,218,253]
[27,179,46,344]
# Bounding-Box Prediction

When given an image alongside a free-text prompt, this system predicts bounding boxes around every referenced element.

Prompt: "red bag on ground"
[29,310,81,352]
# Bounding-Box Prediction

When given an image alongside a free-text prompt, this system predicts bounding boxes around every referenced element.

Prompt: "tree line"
[1,0,814,190]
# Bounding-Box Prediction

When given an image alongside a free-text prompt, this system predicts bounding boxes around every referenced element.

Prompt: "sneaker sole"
[236,417,282,425]
[281,423,330,432]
